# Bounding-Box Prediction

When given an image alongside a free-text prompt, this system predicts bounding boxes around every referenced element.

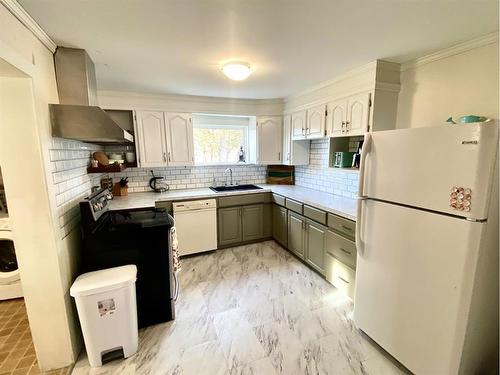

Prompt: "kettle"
[149,170,169,193]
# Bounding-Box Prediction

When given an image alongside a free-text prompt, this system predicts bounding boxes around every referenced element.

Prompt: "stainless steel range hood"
[50,47,133,144]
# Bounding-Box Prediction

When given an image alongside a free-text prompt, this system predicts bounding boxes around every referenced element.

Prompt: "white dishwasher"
[172,199,217,256]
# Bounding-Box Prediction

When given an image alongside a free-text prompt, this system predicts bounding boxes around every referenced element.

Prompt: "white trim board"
[401,31,499,71]
[0,0,57,53]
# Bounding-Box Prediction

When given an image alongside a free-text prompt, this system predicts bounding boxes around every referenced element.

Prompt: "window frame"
[192,122,250,166]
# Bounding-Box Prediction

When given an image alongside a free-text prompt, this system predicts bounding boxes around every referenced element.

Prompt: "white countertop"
[107,184,357,221]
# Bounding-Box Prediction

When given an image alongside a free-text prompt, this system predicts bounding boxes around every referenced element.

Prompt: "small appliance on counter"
[333,151,355,168]
[149,170,169,193]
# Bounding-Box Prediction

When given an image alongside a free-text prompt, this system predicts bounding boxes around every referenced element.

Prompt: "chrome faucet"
[224,168,233,186]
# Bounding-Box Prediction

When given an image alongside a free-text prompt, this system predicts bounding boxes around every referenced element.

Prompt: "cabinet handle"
[339,247,351,255]
[287,152,290,162]
[278,152,281,161]
[337,276,349,284]
[341,225,353,232]
[341,121,346,134]
[346,121,350,133]
[163,152,166,162]
[168,152,171,162]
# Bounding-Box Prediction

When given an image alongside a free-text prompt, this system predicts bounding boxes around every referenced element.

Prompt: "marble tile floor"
[72,241,410,375]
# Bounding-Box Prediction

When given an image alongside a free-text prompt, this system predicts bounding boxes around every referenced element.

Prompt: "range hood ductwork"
[50,47,133,144]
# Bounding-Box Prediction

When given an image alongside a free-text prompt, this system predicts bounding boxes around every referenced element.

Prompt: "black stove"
[79,189,176,327]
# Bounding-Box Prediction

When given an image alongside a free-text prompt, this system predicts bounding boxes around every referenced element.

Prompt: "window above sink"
[192,114,257,165]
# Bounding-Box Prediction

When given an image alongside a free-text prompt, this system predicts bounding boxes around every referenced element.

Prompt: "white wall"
[0,3,82,370]
[98,90,284,116]
[397,40,499,128]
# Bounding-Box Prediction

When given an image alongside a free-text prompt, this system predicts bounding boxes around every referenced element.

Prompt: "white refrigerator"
[353,123,499,375]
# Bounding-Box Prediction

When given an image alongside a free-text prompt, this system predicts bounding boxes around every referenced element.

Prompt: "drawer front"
[325,230,357,269]
[327,213,356,239]
[218,193,271,207]
[285,198,303,214]
[303,205,327,225]
[272,193,286,206]
[325,254,356,299]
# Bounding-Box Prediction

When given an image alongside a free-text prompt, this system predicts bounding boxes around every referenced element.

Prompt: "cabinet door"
[135,111,168,167]
[287,211,305,259]
[272,204,288,246]
[306,104,326,139]
[347,92,371,136]
[218,207,242,246]
[242,204,264,241]
[305,221,326,274]
[282,114,291,165]
[291,110,307,140]
[326,99,347,137]
[283,114,310,165]
[165,112,194,166]
[257,116,282,164]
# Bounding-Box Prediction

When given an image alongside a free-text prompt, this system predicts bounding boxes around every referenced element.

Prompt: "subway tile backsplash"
[109,164,267,193]
[50,138,102,239]
[295,139,359,198]
[48,137,356,239]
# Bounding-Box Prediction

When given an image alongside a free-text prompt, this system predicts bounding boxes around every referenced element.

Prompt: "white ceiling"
[19,0,499,99]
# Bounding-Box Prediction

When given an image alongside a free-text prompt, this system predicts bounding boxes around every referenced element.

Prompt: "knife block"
[112,183,128,196]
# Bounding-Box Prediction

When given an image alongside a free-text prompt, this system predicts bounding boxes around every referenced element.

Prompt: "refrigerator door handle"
[356,197,365,255]
[358,132,372,198]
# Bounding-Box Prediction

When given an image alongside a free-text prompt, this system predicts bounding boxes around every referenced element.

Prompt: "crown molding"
[285,61,378,102]
[401,31,499,71]
[1,0,57,53]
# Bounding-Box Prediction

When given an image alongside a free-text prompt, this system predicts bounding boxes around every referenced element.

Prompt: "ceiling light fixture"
[221,61,252,81]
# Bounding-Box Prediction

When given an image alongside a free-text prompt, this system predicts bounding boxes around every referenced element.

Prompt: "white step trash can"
[70,265,138,367]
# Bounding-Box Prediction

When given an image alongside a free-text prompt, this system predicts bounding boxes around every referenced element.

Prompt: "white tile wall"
[49,138,102,239]
[109,164,267,193]
[295,139,359,198]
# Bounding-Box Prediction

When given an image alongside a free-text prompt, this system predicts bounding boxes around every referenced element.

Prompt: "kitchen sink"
[210,184,263,193]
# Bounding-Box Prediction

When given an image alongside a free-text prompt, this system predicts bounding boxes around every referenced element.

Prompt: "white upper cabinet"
[135,110,194,167]
[165,112,194,166]
[325,91,371,137]
[257,116,282,164]
[306,104,326,139]
[346,92,371,136]
[283,114,310,166]
[291,110,307,140]
[135,111,168,167]
[326,99,347,137]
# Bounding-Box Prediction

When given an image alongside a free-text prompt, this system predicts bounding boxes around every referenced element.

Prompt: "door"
[360,123,498,220]
[354,198,484,375]
[165,112,194,166]
[135,111,167,167]
[218,207,242,246]
[282,114,291,165]
[306,104,326,139]
[272,204,288,246]
[305,221,326,274]
[287,211,305,258]
[257,116,282,164]
[326,99,347,137]
[346,92,370,136]
[242,204,264,241]
[291,110,307,140]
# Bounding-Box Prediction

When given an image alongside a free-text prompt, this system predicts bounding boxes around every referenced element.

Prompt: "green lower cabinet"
[218,207,242,246]
[242,204,264,241]
[305,220,326,274]
[272,204,288,246]
[288,211,305,259]
[262,203,273,238]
